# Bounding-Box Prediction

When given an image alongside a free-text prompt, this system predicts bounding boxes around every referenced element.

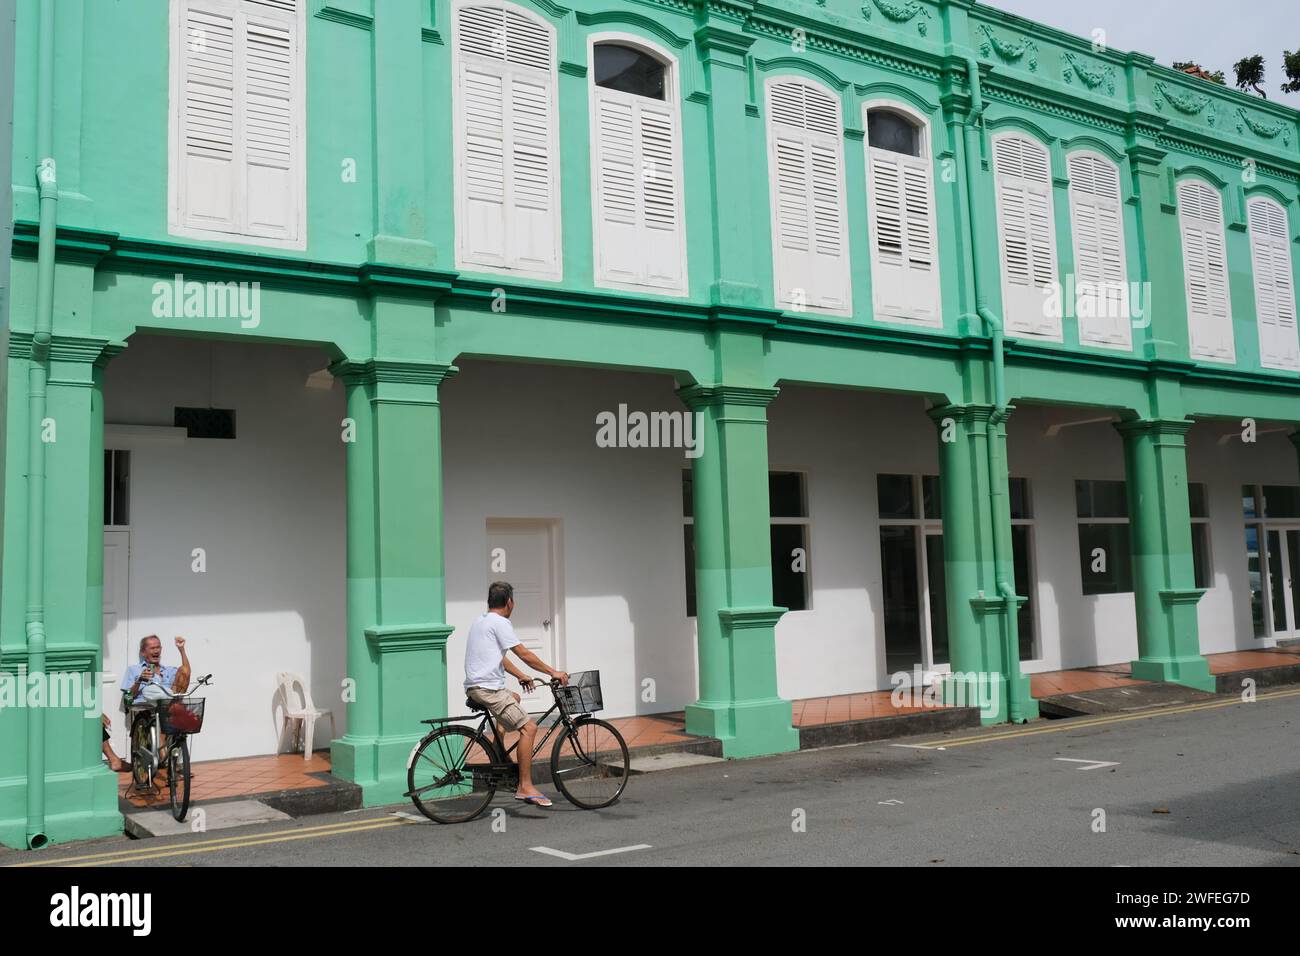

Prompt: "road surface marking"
[530,844,651,861]
[877,799,904,805]
[1054,758,1120,771]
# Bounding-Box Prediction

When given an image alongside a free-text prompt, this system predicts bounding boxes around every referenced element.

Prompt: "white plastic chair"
[275,671,335,762]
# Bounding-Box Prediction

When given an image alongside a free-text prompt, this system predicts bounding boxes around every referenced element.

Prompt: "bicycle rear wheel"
[169,737,191,821]
[407,725,500,824]
[130,712,154,791]
[551,717,629,810]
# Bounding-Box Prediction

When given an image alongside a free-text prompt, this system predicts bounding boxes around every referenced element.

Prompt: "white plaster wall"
[102,336,347,762]
[441,361,698,720]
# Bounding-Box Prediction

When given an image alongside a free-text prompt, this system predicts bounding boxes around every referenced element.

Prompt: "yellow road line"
[912,686,1300,749]
[8,813,408,867]
[67,819,408,866]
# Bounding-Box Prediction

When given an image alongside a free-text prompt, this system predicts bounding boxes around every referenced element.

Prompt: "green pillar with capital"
[678,382,800,758]
[929,403,1037,723]
[329,340,457,805]
[1115,418,1215,691]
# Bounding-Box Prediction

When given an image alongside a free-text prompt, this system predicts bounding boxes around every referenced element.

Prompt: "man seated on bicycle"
[121,635,192,704]
[464,581,567,808]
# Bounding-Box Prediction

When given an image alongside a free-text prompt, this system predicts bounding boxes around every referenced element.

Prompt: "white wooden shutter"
[766,80,851,316]
[866,131,939,325]
[1178,179,1235,362]
[1248,196,1299,370]
[454,4,560,278]
[174,0,302,245]
[592,77,685,293]
[1067,152,1129,349]
[993,134,1058,338]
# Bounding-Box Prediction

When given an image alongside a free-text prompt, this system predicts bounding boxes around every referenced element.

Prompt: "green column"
[679,383,799,758]
[0,334,123,848]
[328,356,457,805]
[1124,136,1185,361]
[1115,418,1214,690]
[929,403,1037,723]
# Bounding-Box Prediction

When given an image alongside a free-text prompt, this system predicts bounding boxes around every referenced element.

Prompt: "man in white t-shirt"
[464,581,568,807]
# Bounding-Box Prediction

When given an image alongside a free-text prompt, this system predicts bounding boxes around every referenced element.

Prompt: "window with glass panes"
[1076,479,1132,594]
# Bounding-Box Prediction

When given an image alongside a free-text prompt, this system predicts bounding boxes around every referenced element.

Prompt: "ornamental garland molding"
[747,15,941,79]
[1152,81,1218,127]
[860,0,931,37]
[977,24,1038,72]
[1236,107,1292,146]
[1062,51,1115,96]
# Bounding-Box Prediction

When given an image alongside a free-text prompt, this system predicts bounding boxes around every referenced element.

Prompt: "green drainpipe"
[963,57,1032,723]
[24,0,58,850]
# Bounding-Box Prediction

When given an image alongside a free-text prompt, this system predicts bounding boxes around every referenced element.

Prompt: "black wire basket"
[158,697,206,735]
[555,671,602,714]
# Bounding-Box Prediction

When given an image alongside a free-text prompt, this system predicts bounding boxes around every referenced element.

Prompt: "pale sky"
[985,0,1300,109]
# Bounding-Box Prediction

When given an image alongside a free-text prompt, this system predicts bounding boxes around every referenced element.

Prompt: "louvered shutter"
[766,80,851,316]
[455,4,560,277]
[866,125,939,324]
[175,0,301,243]
[1248,196,1299,370]
[592,73,684,292]
[994,135,1058,337]
[1178,180,1235,362]
[1067,153,1129,348]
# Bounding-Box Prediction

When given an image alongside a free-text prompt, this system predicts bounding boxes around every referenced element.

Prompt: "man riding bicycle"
[464,581,567,808]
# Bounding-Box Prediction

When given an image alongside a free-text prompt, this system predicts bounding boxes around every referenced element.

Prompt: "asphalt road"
[9,687,1300,867]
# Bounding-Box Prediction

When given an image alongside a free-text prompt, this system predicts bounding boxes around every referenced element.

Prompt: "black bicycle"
[127,673,212,822]
[405,670,629,823]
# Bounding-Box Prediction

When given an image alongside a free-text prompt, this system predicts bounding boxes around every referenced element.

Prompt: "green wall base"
[686,696,800,758]
[0,766,121,849]
[1131,655,1216,693]
[331,732,425,808]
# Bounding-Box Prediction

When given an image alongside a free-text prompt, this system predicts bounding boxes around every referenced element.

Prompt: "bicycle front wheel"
[407,726,500,824]
[169,737,191,821]
[551,717,629,810]
[130,713,154,791]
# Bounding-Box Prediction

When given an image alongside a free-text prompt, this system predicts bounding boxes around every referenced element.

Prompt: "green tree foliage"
[1234,54,1267,98]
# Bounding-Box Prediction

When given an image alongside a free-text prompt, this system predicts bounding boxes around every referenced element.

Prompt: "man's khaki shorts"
[467,686,530,732]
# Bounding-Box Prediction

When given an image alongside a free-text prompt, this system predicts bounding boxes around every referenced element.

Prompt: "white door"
[486,521,558,711]
[103,530,131,746]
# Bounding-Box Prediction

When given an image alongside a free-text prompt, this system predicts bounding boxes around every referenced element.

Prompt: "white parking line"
[1054,758,1120,771]
[530,844,651,861]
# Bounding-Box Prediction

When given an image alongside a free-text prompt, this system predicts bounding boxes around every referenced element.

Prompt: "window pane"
[1009,477,1031,520]
[769,472,805,518]
[1246,526,1265,637]
[1011,525,1036,660]
[1091,480,1128,518]
[1263,485,1300,518]
[1191,523,1211,589]
[683,523,696,618]
[103,450,113,527]
[1074,480,1092,518]
[112,450,130,525]
[924,534,948,666]
[877,474,916,520]
[1078,523,1133,594]
[867,110,919,156]
[1188,482,1208,519]
[880,526,921,673]
[922,475,941,520]
[1242,485,1258,519]
[594,44,665,100]
[771,524,808,612]
[682,470,693,518]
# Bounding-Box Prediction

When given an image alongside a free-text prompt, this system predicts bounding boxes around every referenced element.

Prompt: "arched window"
[1247,195,1298,369]
[452,2,561,279]
[864,104,939,325]
[764,78,851,316]
[992,132,1059,338]
[1066,151,1130,349]
[589,38,685,294]
[1177,178,1234,362]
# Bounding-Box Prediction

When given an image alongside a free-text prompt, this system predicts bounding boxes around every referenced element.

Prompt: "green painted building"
[3,0,1300,849]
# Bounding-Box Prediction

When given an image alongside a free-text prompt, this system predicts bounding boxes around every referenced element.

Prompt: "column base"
[941,671,1039,724]
[685,697,800,758]
[0,766,122,849]
[330,733,426,807]
[1130,655,1216,693]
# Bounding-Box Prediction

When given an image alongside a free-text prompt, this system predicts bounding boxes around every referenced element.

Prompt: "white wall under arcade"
[440,361,697,720]
[102,335,347,762]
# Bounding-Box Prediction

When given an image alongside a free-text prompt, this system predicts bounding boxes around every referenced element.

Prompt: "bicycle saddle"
[466,697,487,712]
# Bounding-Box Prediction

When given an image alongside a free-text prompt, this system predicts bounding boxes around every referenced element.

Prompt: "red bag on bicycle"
[167,700,201,734]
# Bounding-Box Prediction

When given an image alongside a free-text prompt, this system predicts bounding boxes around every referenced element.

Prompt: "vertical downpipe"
[962,58,1030,722]
[25,0,57,850]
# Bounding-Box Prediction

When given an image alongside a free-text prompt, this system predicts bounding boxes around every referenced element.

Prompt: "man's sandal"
[514,794,553,808]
